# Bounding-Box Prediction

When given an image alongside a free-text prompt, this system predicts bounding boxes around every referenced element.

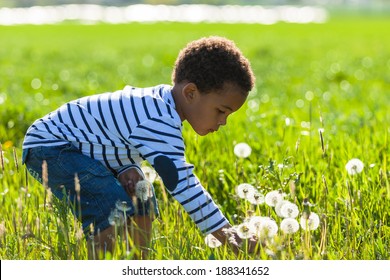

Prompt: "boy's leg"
[133,215,153,258]
[23,144,157,259]
[88,215,153,259]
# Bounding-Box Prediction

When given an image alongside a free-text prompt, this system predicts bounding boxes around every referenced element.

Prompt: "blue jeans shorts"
[22,143,159,236]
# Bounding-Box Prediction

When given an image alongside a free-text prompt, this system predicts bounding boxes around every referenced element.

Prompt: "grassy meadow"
[0,14,389,260]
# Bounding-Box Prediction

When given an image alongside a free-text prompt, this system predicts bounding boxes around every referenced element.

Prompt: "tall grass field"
[0,14,389,260]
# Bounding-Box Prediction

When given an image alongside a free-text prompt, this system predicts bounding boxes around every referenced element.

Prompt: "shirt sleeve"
[128,117,229,235]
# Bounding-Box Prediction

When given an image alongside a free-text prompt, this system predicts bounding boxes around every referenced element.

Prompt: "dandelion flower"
[345,158,364,175]
[247,190,265,205]
[248,216,267,235]
[234,142,252,158]
[108,209,125,226]
[141,166,157,182]
[300,212,320,230]
[265,190,283,207]
[275,200,289,217]
[205,234,222,248]
[248,216,278,238]
[115,200,132,212]
[235,183,255,199]
[236,222,253,239]
[280,218,299,234]
[280,202,299,218]
[259,218,278,238]
[135,180,153,202]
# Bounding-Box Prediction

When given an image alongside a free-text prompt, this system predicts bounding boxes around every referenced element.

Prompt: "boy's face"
[184,83,247,136]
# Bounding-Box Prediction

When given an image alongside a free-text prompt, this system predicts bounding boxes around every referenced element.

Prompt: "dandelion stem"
[13,147,19,173]
[0,143,4,172]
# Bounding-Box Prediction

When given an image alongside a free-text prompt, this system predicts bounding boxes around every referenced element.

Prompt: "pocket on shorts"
[56,144,112,182]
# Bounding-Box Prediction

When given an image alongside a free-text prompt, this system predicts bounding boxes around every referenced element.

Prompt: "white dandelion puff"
[236,222,253,239]
[247,190,265,205]
[235,183,255,199]
[234,142,252,158]
[345,158,364,175]
[259,218,278,238]
[135,180,153,202]
[141,166,158,183]
[108,209,125,226]
[205,234,222,248]
[280,218,299,234]
[248,216,278,238]
[265,190,283,207]
[280,202,299,218]
[275,200,289,217]
[248,216,268,235]
[115,200,132,212]
[300,212,320,230]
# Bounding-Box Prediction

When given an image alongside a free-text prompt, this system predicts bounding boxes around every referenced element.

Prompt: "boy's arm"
[128,117,230,235]
[117,166,144,197]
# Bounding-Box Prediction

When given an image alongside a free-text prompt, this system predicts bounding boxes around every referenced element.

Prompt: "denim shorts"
[22,143,159,236]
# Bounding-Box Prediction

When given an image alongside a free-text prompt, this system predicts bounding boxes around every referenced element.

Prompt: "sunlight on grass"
[0,16,389,260]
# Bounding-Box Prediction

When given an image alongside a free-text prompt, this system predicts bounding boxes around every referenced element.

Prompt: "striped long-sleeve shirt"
[23,84,229,234]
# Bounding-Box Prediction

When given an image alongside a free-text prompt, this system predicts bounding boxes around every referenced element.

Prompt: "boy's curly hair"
[172,36,255,95]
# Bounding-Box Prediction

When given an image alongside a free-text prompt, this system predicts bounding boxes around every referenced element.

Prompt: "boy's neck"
[171,83,186,122]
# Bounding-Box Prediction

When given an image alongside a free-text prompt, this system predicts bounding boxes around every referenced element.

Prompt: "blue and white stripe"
[23,84,228,234]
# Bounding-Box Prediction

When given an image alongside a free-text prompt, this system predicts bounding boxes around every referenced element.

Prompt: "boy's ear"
[182,83,199,103]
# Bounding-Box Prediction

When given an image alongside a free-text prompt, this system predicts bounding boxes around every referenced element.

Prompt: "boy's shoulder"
[123,84,180,124]
[123,84,170,99]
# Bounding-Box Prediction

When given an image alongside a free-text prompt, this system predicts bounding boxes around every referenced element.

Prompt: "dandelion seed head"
[248,216,268,235]
[259,219,278,238]
[275,200,289,217]
[265,190,283,207]
[234,142,252,158]
[265,248,276,257]
[345,158,364,175]
[205,234,222,248]
[108,209,125,226]
[247,190,265,205]
[135,180,153,202]
[236,222,253,239]
[115,200,132,212]
[280,202,299,218]
[235,183,255,199]
[248,216,278,238]
[280,218,299,234]
[141,166,157,183]
[300,212,320,230]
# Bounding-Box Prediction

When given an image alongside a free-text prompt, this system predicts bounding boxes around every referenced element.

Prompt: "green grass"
[0,14,389,260]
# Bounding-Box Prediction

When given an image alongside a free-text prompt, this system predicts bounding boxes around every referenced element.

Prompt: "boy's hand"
[118,168,144,198]
[211,224,261,255]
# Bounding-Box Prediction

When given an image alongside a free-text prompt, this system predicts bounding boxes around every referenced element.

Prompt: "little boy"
[22,36,257,258]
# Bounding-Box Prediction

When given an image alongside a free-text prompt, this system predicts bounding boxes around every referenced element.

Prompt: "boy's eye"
[217,109,225,114]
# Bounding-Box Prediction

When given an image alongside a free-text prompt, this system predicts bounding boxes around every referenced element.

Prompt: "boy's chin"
[200,129,215,136]
[193,128,210,136]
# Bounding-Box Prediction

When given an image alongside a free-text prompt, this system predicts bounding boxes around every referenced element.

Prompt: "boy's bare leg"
[87,215,153,259]
[132,215,153,259]
[87,226,115,259]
